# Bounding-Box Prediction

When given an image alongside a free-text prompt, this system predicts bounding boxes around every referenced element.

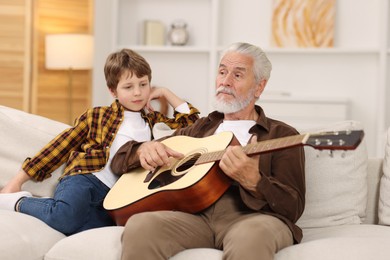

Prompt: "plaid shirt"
[22,100,199,181]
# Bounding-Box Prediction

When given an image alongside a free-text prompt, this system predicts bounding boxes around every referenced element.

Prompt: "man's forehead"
[219,52,253,70]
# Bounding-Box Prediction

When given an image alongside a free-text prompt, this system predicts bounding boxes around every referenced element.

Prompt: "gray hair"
[219,42,272,84]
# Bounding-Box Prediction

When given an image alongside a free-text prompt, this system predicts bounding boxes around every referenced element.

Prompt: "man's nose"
[222,73,233,86]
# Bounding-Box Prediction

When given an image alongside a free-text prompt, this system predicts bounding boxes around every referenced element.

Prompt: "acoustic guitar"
[104,130,364,225]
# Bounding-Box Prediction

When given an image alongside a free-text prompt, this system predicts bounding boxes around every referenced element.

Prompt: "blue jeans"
[19,174,115,235]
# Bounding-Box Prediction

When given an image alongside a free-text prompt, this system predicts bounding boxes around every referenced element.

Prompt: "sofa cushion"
[171,249,223,260]
[0,210,65,260]
[45,226,123,260]
[275,225,390,260]
[45,226,223,260]
[296,121,368,228]
[0,105,69,197]
[379,126,390,225]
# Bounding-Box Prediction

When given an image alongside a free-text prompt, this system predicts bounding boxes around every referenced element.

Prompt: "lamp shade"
[45,34,94,70]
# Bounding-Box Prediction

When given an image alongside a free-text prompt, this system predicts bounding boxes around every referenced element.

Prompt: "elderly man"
[111,42,305,260]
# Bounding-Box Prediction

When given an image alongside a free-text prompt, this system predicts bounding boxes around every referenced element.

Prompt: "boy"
[0,49,199,235]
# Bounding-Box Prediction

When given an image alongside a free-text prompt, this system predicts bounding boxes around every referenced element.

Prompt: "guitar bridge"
[144,166,160,183]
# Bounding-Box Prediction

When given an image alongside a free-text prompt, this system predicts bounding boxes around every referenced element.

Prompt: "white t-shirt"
[93,110,151,188]
[93,103,190,188]
[214,120,256,146]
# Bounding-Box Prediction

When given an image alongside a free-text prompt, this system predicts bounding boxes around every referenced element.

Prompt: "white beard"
[212,86,255,114]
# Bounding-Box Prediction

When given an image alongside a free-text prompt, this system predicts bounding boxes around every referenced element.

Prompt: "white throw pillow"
[0,106,69,197]
[379,127,390,225]
[296,121,368,228]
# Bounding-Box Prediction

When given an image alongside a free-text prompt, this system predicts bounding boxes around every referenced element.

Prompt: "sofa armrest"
[0,105,69,196]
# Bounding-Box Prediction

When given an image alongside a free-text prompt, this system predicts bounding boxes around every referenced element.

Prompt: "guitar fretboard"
[195,134,307,165]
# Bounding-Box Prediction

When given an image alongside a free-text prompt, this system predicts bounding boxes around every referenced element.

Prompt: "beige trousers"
[121,187,293,260]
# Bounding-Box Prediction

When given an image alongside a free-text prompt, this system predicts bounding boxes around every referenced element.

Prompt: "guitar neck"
[196,134,307,165]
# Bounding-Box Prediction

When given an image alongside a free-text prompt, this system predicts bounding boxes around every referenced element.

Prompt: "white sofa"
[1,105,390,260]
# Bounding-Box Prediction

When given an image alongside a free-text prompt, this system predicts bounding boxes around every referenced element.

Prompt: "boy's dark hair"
[104,49,152,91]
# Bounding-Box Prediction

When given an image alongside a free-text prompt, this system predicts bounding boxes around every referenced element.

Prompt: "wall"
[92,0,389,157]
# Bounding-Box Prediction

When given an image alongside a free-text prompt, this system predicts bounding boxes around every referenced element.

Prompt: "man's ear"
[255,79,267,98]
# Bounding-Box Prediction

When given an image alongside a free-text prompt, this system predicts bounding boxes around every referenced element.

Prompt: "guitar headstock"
[305,130,364,150]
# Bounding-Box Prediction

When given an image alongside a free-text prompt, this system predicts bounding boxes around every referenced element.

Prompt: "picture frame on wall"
[271,0,335,48]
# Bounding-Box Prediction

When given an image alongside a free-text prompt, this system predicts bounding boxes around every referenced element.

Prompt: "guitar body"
[104,132,235,226]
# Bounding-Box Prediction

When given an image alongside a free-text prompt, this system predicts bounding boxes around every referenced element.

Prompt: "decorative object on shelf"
[45,34,94,124]
[168,20,189,46]
[271,0,335,47]
[143,20,165,46]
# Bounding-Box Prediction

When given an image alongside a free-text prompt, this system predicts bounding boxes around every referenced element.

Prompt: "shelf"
[216,46,380,55]
[115,45,210,53]
[260,94,349,104]
[265,47,380,54]
[258,95,350,131]
[114,0,213,47]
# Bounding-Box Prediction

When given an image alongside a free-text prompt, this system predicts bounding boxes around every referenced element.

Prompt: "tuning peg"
[341,151,346,158]
[328,150,334,158]
[338,139,346,146]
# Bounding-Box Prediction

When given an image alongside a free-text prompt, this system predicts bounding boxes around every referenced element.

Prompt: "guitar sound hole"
[175,153,201,173]
[147,153,201,189]
[148,170,184,190]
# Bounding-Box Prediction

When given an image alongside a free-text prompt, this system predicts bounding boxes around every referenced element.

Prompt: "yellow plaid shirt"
[22,100,199,181]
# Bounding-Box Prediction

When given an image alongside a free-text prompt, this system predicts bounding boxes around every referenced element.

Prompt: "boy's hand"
[146,86,185,113]
[146,86,165,112]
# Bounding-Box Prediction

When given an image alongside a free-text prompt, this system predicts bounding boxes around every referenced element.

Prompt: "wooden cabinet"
[0,0,32,111]
[93,0,389,157]
[0,0,93,124]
